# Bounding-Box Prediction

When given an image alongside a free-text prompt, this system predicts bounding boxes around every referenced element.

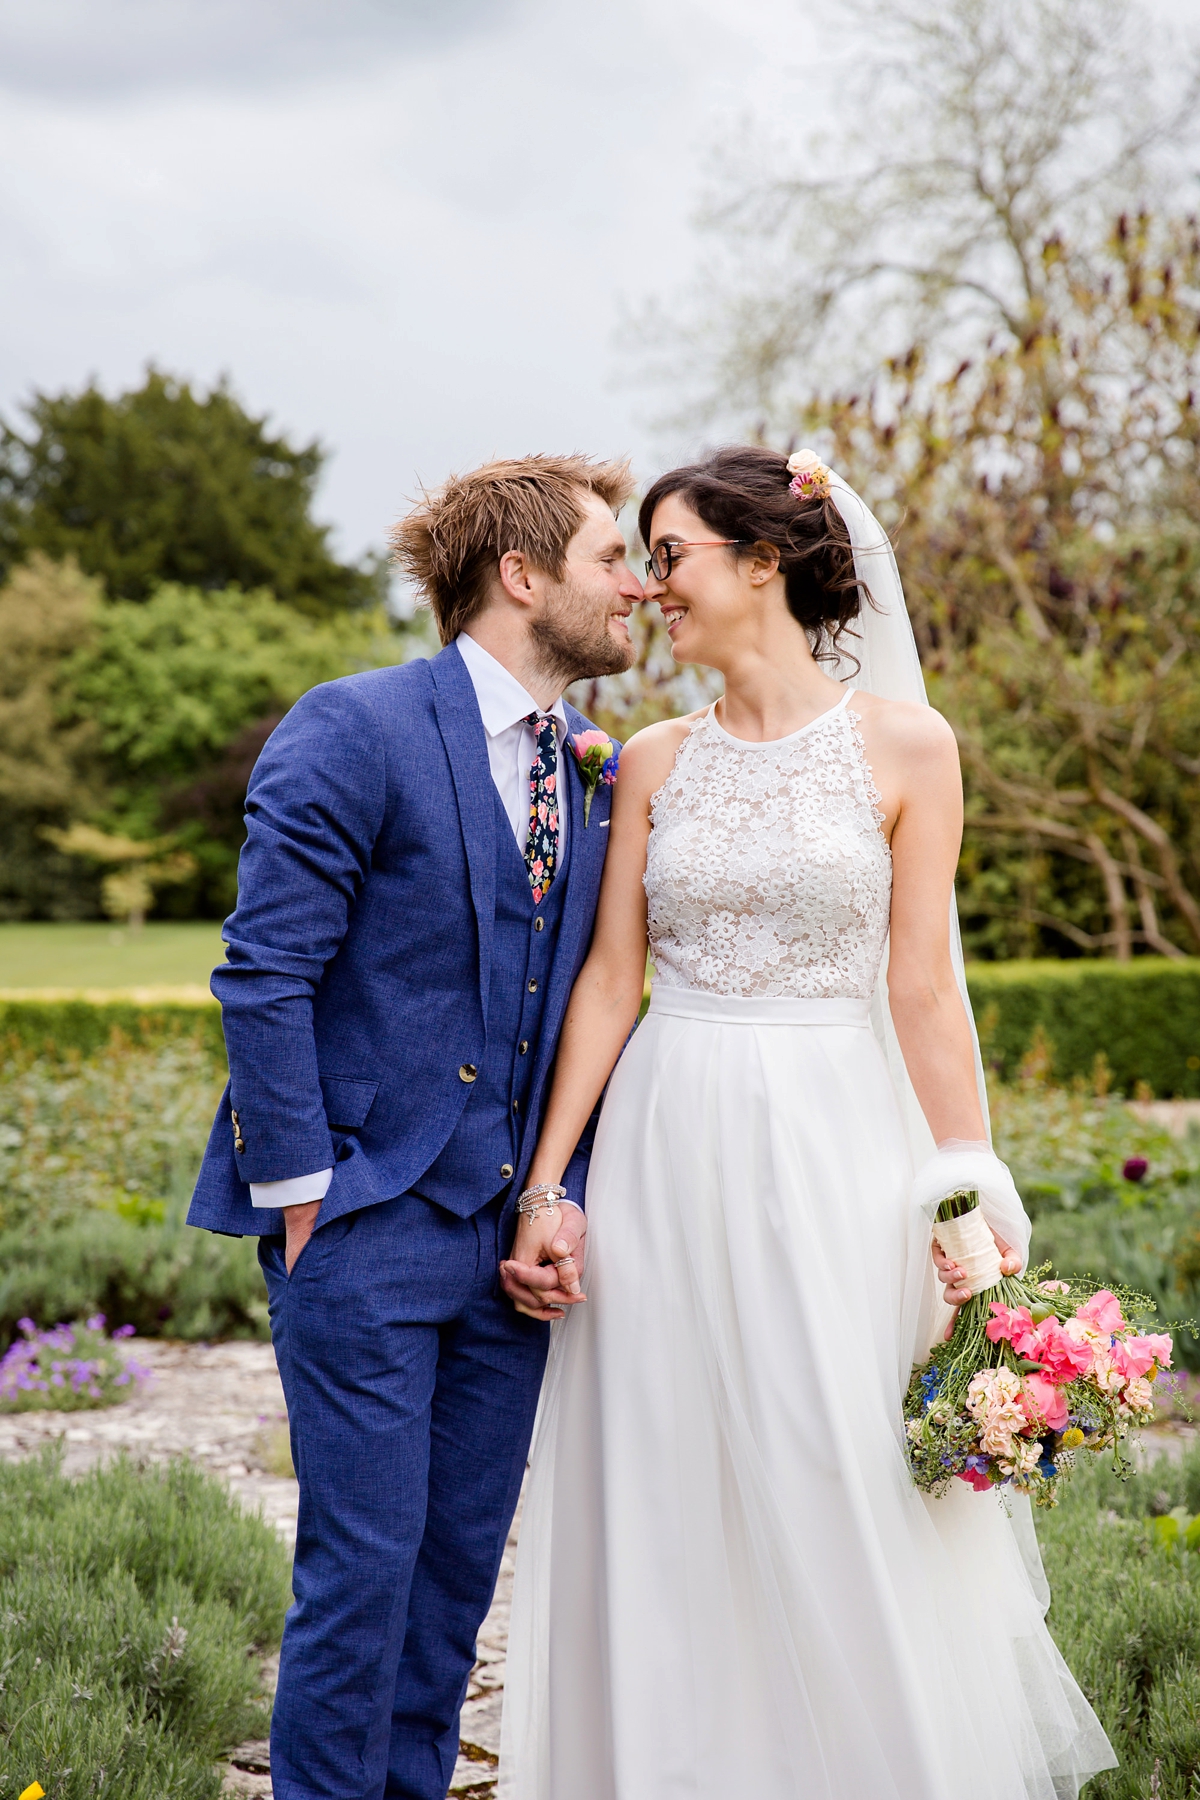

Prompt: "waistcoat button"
[500,1163,514,1179]
[534,916,544,931]
[458,1064,477,1083]
[527,979,538,993]
[518,1040,529,1055]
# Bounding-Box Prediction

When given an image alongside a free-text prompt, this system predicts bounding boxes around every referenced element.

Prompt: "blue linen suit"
[187,641,615,1800]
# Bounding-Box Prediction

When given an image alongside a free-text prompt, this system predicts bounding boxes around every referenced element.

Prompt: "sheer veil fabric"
[821,472,1030,1360]
[498,469,1116,1799]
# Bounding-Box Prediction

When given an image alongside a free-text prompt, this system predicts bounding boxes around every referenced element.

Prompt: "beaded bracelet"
[516,1182,567,1222]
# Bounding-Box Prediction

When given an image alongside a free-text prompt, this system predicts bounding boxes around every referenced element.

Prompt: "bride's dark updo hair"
[638,444,868,661]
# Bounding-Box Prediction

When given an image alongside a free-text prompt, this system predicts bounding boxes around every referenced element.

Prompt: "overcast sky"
[2,0,1196,574]
[0,0,823,570]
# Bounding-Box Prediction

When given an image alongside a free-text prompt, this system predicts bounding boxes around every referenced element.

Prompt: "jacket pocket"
[318,1074,380,1131]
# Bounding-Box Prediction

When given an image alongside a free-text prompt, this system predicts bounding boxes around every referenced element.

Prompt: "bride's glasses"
[645,539,750,581]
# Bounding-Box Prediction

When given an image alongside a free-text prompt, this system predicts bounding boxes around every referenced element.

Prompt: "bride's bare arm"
[877,703,986,1145]
[498,720,689,1320]
[864,699,1020,1311]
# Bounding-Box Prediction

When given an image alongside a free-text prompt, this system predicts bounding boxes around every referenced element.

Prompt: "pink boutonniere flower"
[569,731,618,825]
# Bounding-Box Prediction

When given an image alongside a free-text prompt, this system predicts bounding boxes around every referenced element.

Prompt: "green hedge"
[4,962,1200,1094]
[0,997,224,1059]
[967,958,1200,1095]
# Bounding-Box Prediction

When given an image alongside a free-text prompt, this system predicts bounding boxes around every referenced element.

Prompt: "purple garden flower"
[0,1315,150,1415]
[1122,1156,1149,1182]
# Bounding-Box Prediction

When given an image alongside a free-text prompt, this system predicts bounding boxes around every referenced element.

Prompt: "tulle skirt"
[499,987,1116,1800]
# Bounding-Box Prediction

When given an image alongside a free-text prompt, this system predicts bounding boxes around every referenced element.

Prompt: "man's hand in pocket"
[284,1200,321,1273]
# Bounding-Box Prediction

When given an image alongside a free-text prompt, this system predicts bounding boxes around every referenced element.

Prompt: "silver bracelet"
[516,1182,567,1221]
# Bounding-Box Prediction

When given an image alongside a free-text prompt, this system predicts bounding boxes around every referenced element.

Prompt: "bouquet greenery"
[904,1190,1173,1507]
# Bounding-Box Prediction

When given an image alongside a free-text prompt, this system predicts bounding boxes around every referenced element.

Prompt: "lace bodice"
[644,692,892,999]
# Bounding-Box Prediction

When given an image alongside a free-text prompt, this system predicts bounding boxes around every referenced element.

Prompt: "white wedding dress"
[500,692,1115,1800]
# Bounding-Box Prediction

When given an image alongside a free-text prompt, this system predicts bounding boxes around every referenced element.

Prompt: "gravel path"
[0,1339,507,1799]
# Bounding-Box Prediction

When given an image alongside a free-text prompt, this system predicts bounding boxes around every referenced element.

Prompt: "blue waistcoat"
[413,784,570,1214]
[186,642,616,1239]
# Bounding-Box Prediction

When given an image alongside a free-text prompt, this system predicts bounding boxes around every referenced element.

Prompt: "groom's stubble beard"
[529,574,636,690]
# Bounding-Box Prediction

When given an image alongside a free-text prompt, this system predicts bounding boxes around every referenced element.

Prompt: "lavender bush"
[0,1313,150,1412]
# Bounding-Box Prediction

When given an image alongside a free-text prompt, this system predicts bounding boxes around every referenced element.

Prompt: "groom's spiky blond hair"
[392,453,633,645]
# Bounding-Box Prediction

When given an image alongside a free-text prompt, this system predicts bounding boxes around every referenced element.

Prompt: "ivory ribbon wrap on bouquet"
[930,1204,1003,1297]
[910,1146,1031,1279]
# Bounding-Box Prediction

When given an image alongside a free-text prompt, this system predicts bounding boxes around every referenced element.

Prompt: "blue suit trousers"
[260,1194,550,1800]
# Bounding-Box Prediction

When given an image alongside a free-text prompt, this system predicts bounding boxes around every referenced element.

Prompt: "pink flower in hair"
[786,448,832,501]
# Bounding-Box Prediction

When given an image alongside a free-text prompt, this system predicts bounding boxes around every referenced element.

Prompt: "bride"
[497,446,1116,1799]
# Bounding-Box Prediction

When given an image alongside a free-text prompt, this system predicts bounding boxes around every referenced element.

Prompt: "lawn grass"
[0,1450,291,1800]
[0,922,226,992]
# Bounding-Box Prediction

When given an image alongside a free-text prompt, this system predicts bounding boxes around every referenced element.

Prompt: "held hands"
[500,1202,588,1322]
[933,1228,1020,1340]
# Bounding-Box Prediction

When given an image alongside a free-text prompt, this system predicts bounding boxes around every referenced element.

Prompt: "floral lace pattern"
[645,694,892,999]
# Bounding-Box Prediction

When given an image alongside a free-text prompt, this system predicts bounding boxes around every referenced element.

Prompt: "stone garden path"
[0,1339,507,1800]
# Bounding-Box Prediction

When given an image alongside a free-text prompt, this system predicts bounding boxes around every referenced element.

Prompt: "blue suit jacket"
[187,641,616,1238]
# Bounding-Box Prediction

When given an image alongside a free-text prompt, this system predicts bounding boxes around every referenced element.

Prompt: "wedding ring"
[555,1255,575,1268]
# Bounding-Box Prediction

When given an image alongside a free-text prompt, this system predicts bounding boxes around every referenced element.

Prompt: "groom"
[187,454,640,1800]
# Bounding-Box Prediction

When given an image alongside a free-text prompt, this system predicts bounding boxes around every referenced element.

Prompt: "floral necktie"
[523,712,560,904]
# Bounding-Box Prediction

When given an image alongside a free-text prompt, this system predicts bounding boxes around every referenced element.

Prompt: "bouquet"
[904,1189,1173,1506]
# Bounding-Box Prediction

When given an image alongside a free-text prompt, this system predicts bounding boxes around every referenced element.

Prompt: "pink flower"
[1089,1347,1125,1395]
[1019,1374,1069,1432]
[1028,1318,1094,1384]
[957,1467,994,1492]
[986,1304,1038,1354]
[571,730,612,756]
[1113,1332,1173,1380]
[1077,1290,1126,1334]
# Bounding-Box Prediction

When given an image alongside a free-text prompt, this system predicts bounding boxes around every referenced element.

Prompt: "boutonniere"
[569,731,618,825]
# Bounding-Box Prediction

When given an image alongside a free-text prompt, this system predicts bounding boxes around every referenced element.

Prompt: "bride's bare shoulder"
[849,689,958,769]
[615,712,704,800]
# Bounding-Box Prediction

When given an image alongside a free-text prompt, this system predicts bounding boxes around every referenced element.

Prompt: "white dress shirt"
[250,633,569,1207]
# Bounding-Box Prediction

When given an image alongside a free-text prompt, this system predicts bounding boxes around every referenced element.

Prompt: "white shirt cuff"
[249,1168,334,1208]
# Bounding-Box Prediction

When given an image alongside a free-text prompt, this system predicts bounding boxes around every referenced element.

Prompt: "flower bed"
[0,1315,150,1412]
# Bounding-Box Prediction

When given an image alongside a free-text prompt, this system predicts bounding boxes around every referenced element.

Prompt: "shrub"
[968,959,1200,1096]
[1039,1442,1200,1796]
[0,1034,267,1350]
[0,1031,224,1237]
[0,1001,223,1063]
[0,1450,290,1799]
[0,1315,149,1411]
[0,1211,270,1350]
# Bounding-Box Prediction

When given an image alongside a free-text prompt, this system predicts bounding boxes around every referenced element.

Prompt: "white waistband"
[646,984,871,1027]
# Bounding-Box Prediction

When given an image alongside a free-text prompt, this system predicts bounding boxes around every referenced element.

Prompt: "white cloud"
[1,0,815,563]
[0,0,512,98]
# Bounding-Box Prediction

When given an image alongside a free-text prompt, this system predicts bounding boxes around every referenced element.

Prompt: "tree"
[640,0,1200,959]
[0,369,383,616]
[0,561,417,919]
[656,0,1199,432]
[42,824,195,932]
[0,556,104,919]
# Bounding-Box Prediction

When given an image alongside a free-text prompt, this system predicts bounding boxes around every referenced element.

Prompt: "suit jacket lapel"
[429,642,498,1018]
